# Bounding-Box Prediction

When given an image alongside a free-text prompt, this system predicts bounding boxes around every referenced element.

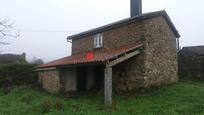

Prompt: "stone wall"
[38,70,61,94]
[112,52,145,93]
[110,16,178,92]
[60,68,77,92]
[72,21,145,55]
[143,16,178,88]
[178,49,204,79]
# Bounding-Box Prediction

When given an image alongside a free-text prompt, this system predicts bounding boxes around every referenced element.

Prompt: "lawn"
[0,80,204,115]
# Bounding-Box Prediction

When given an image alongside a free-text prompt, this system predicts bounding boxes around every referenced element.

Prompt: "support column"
[104,67,112,107]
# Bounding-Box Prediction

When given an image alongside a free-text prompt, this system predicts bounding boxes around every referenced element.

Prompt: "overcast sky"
[0,0,204,62]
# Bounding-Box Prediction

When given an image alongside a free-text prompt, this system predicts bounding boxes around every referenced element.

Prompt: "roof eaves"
[36,43,143,69]
[162,12,180,38]
[67,10,180,40]
[183,46,204,56]
[36,61,106,69]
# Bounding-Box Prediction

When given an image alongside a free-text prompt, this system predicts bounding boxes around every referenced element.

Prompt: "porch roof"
[37,43,143,68]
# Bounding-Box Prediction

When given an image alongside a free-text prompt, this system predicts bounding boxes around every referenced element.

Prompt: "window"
[94,33,103,48]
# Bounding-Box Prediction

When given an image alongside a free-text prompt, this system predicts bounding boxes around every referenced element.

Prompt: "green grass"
[1,80,204,115]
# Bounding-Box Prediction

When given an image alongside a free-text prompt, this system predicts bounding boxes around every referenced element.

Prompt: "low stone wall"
[38,70,61,94]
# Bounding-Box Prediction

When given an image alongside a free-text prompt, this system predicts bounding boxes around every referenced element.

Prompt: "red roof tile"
[37,43,143,68]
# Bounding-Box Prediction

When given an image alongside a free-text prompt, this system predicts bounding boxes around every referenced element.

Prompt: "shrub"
[0,63,38,87]
[54,100,63,110]
[40,100,51,113]
[1,86,13,95]
[20,94,33,104]
[71,103,81,110]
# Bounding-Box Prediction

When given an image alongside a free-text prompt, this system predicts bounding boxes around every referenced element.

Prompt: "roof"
[37,43,143,68]
[183,46,204,56]
[67,10,180,40]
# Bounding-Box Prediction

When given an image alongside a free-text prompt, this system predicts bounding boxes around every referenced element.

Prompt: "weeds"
[20,95,33,104]
[54,100,64,110]
[40,100,51,113]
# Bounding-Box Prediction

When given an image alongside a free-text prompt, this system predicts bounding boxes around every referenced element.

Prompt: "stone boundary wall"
[178,49,204,79]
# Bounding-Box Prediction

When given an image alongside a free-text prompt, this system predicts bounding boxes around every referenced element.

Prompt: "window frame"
[94,33,103,48]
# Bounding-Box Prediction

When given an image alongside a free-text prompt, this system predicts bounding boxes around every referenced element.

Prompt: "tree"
[30,56,44,65]
[0,19,19,45]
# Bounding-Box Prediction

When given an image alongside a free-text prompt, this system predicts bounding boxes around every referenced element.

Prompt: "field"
[0,80,204,115]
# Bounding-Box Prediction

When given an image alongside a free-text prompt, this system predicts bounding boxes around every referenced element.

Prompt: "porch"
[37,43,143,106]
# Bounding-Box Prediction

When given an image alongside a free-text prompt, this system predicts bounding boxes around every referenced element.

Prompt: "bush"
[1,86,13,95]
[54,100,63,110]
[0,63,38,87]
[40,100,51,113]
[20,94,33,104]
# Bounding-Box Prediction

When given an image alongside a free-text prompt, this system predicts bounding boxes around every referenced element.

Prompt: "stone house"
[178,46,204,79]
[37,0,180,106]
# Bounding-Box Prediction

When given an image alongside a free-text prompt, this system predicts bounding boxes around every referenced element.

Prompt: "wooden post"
[104,67,112,107]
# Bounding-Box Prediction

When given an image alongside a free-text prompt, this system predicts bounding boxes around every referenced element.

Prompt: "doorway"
[94,66,104,89]
[77,67,87,91]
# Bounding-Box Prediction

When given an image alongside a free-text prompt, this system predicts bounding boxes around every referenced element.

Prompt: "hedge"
[0,63,38,87]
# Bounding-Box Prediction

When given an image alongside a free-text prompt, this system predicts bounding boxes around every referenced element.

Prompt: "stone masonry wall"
[60,68,77,92]
[112,52,145,93]
[38,70,61,94]
[72,21,145,55]
[143,16,178,88]
[178,49,204,79]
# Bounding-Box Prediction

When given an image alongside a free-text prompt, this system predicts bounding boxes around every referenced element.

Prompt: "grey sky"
[0,0,204,62]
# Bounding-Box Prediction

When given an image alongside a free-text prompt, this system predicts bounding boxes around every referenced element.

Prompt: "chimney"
[131,0,142,17]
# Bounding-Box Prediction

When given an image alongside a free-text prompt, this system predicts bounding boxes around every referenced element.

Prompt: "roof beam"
[36,67,56,71]
[106,50,140,67]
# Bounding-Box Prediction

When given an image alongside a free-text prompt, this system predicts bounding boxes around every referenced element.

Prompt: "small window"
[94,33,103,48]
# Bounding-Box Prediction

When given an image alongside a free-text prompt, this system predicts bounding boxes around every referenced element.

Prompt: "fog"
[1,0,204,62]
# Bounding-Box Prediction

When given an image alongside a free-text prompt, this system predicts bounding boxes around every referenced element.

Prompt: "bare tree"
[0,19,19,45]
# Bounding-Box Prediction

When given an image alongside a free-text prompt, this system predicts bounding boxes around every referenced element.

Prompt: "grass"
[1,80,204,115]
